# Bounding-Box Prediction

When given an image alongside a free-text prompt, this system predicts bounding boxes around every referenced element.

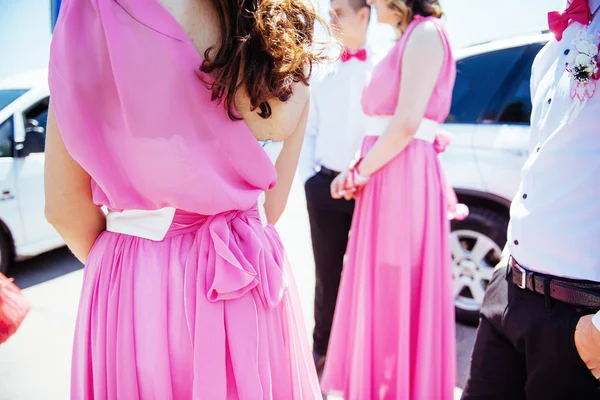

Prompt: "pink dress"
[321,16,460,400]
[49,0,320,399]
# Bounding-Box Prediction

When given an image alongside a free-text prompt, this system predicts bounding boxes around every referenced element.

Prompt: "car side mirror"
[25,119,39,129]
[17,119,45,157]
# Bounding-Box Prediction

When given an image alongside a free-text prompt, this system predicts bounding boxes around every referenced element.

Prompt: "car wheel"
[0,230,12,275]
[450,207,507,325]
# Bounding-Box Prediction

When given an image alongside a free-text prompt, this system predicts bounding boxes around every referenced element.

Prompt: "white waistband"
[365,116,440,143]
[106,200,268,241]
[106,207,176,241]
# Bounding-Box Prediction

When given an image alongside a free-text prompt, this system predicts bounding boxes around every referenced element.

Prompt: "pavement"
[0,180,476,399]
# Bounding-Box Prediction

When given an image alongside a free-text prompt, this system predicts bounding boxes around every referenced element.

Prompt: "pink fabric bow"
[430,130,469,220]
[432,130,453,154]
[173,209,293,398]
[173,209,287,308]
[548,0,591,41]
[341,48,367,63]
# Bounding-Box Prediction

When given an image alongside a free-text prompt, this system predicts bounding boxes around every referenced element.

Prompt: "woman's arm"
[347,22,445,180]
[44,105,106,264]
[331,22,445,199]
[263,98,310,225]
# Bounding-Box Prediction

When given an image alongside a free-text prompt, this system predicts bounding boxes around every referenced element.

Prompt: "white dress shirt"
[298,46,377,183]
[508,0,600,281]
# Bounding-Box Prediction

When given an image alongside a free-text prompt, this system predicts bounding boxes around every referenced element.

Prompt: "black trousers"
[462,265,600,399]
[305,171,354,356]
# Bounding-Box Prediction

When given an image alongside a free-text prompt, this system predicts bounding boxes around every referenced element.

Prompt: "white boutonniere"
[564,27,600,123]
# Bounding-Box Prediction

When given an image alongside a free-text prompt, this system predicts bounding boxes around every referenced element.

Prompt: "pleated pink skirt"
[71,209,320,399]
[321,137,457,400]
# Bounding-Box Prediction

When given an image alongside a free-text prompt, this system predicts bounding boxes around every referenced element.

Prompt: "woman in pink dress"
[321,1,466,399]
[45,0,328,398]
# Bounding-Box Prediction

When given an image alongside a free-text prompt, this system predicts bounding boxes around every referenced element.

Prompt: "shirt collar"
[344,44,371,54]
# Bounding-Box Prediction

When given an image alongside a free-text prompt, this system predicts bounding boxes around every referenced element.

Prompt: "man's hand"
[330,170,358,201]
[574,314,600,379]
[330,170,350,199]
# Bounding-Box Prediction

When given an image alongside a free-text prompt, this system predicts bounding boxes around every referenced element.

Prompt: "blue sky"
[315,0,562,53]
[1,0,563,79]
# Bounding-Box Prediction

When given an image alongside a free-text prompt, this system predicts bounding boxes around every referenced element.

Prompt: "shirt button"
[564,49,570,55]
[522,193,528,199]
[547,98,552,104]
[514,240,519,245]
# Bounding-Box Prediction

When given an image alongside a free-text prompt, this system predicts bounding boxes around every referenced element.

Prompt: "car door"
[14,96,59,247]
[472,43,545,202]
[441,45,528,192]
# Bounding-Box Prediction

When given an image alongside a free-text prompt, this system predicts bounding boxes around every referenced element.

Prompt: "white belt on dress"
[106,207,176,241]
[365,116,441,143]
[106,199,268,241]
[364,115,467,221]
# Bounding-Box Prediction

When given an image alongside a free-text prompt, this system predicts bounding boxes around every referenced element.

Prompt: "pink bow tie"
[341,48,367,63]
[548,0,591,41]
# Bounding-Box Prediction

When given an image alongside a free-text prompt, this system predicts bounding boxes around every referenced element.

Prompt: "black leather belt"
[510,257,600,310]
[318,166,340,178]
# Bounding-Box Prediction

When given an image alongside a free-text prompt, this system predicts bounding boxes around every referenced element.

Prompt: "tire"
[0,230,12,275]
[450,207,508,326]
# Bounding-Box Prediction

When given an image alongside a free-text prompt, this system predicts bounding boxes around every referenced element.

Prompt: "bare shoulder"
[238,82,310,142]
[405,20,444,53]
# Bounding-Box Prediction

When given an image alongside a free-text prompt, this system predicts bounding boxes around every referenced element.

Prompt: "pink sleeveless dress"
[320,16,459,400]
[49,1,320,399]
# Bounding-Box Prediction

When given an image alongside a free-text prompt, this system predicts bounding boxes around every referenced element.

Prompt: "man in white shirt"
[463,0,600,397]
[298,0,373,374]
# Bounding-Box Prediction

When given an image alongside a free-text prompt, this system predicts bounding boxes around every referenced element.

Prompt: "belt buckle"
[514,262,527,289]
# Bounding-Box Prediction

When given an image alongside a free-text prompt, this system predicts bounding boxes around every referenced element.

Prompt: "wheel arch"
[451,189,511,325]
[454,188,511,221]
[0,217,16,261]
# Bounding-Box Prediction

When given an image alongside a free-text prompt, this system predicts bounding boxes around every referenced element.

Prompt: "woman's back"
[50,0,309,215]
[158,0,310,141]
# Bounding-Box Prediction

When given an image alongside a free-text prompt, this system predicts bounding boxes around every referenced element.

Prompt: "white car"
[1,34,549,319]
[441,33,552,324]
[0,70,64,273]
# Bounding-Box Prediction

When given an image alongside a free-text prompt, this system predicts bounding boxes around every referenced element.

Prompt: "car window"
[0,89,27,111]
[22,97,50,155]
[24,97,49,131]
[496,43,545,124]
[0,118,14,158]
[447,46,528,124]
[497,67,532,124]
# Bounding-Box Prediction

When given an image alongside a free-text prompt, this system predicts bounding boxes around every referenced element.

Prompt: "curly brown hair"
[386,0,443,33]
[199,0,330,120]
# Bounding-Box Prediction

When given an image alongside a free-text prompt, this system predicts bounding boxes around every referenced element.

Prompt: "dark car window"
[24,97,50,132]
[0,118,14,158]
[497,68,532,124]
[496,43,545,124]
[21,97,50,155]
[0,89,27,111]
[446,46,528,124]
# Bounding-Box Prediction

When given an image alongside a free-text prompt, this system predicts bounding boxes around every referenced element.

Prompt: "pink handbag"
[0,273,31,344]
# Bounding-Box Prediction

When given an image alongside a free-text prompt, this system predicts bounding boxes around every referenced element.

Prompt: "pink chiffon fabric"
[321,16,459,399]
[49,0,320,398]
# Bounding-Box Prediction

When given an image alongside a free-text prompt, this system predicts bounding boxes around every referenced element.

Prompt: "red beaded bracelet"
[350,157,364,173]
[345,157,370,189]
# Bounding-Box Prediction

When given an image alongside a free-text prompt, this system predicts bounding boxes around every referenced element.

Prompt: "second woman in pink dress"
[321,1,466,399]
